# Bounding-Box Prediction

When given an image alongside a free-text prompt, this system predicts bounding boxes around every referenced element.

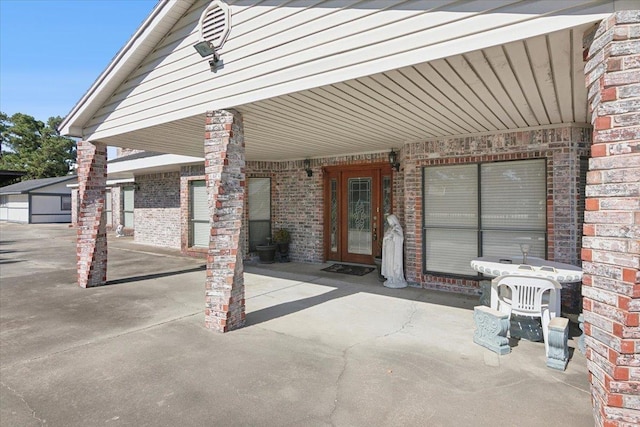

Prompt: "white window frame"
[189,180,209,248]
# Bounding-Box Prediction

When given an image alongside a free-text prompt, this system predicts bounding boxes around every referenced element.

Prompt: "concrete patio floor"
[0,223,593,426]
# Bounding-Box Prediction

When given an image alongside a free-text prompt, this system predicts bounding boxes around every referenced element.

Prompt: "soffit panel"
[97,25,593,161]
[79,0,611,142]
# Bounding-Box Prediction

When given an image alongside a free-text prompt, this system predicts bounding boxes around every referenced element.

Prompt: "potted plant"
[256,237,277,264]
[273,228,291,262]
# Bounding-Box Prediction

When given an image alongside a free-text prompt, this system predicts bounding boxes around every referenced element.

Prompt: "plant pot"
[276,242,290,262]
[256,244,277,264]
[276,242,289,254]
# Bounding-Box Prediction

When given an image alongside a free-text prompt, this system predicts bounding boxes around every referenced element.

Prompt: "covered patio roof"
[58,1,624,161]
[100,24,594,161]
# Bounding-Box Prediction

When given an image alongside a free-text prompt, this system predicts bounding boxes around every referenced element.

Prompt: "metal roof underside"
[95,25,593,161]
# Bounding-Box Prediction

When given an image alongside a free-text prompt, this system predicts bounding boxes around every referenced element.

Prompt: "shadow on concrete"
[246,286,356,326]
[245,266,479,326]
[106,265,206,286]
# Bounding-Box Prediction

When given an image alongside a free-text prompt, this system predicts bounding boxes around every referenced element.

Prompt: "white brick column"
[76,140,107,288]
[583,11,640,426]
[204,110,246,332]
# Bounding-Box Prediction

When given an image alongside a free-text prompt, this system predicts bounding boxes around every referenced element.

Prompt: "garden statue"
[381,214,407,288]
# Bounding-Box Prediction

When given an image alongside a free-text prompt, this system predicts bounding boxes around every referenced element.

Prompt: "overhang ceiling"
[99,24,593,161]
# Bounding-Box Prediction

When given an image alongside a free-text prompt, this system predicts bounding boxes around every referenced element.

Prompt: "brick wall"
[244,132,588,302]
[404,125,591,296]
[583,11,640,427]
[120,126,590,305]
[134,172,181,249]
[246,152,391,263]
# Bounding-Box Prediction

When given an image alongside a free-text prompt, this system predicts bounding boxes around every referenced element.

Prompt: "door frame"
[323,163,392,264]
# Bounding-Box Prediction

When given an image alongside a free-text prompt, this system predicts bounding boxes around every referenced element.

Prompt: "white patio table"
[471,256,582,341]
[470,256,583,283]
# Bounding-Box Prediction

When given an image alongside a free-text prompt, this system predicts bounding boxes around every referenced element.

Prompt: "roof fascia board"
[59,0,196,138]
[67,178,135,188]
[108,154,204,175]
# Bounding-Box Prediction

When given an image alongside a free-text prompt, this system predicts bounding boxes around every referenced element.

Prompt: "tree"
[0,112,76,180]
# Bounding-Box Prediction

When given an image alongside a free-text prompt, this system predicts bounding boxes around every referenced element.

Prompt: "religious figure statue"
[381,214,407,288]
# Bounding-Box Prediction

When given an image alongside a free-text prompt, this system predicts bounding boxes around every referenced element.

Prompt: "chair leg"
[541,308,551,357]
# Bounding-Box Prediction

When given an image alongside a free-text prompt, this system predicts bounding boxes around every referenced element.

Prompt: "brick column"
[583,11,640,427]
[204,110,246,332]
[76,141,108,288]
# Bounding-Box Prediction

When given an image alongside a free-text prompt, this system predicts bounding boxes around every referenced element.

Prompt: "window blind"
[424,165,477,228]
[190,181,209,247]
[249,178,270,221]
[481,160,546,230]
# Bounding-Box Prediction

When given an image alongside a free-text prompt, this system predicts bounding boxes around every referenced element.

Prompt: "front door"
[324,164,392,264]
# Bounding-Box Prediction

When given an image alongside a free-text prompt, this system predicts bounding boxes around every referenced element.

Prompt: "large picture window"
[423,159,546,276]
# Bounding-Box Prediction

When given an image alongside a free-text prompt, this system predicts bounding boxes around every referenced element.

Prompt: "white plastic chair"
[490,274,562,357]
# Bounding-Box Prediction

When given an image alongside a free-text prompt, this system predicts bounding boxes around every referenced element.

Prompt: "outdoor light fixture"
[388,149,400,171]
[304,159,313,177]
[193,40,220,72]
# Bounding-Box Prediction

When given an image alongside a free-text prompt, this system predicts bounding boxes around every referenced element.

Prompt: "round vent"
[199,1,231,49]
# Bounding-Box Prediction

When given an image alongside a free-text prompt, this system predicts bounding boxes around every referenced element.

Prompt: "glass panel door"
[341,170,379,264]
[323,165,392,264]
[330,178,338,253]
[347,177,372,255]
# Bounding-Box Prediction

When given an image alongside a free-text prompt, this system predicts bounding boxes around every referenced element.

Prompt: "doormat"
[321,264,375,276]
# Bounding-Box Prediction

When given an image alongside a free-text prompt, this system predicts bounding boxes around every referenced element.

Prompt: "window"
[248,178,271,251]
[423,159,546,276]
[123,187,134,228]
[105,190,112,227]
[61,195,72,211]
[189,180,209,247]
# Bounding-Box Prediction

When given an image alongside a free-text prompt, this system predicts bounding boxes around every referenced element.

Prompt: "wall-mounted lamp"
[303,159,313,177]
[193,40,221,72]
[388,149,400,171]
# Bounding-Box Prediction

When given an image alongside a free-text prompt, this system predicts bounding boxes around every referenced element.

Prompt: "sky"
[0,0,158,124]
